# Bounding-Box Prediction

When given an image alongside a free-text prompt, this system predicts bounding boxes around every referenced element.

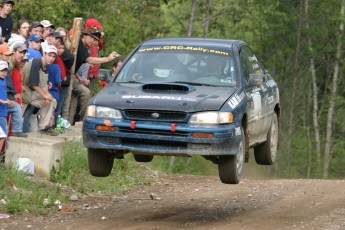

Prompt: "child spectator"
[0,60,9,140]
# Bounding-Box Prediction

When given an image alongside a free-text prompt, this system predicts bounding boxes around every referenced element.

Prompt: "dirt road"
[1,171,345,230]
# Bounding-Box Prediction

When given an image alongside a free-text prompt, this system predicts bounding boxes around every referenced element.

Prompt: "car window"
[116,46,237,87]
[239,46,265,81]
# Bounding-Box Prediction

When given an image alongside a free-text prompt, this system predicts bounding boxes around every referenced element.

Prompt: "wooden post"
[62,17,83,120]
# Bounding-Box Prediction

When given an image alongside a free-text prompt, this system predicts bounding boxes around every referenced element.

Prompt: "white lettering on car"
[266,79,276,87]
[228,92,245,109]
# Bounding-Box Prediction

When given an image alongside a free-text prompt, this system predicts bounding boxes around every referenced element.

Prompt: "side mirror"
[247,74,265,87]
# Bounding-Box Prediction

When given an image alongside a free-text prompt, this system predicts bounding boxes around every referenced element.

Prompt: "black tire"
[88,148,114,177]
[218,128,245,184]
[254,113,278,165]
[133,154,154,162]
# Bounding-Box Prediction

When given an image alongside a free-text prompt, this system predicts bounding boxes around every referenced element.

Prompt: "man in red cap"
[84,18,104,93]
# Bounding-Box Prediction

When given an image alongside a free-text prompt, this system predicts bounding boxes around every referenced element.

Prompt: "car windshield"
[115,45,237,87]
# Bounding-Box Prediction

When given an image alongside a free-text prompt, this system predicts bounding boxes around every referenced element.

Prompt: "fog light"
[192,133,214,138]
[96,125,116,132]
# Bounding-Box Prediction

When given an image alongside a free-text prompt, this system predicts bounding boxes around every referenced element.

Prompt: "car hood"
[91,83,237,112]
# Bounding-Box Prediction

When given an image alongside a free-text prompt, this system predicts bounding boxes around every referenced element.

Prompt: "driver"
[205,55,230,78]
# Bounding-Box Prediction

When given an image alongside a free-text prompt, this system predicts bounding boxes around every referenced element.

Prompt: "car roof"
[141,38,247,50]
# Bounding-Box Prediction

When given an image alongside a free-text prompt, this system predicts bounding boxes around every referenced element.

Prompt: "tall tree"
[323,0,345,178]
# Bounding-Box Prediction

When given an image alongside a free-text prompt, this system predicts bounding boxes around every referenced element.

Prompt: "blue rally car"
[83,38,280,184]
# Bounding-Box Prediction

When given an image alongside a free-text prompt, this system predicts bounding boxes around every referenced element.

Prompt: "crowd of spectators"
[0,0,121,145]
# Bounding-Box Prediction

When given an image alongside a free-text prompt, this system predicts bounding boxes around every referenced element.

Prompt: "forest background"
[11,0,345,179]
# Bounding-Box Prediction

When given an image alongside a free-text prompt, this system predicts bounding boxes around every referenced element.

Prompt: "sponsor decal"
[228,91,245,109]
[122,95,197,101]
[252,86,261,93]
[266,79,276,87]
[139,46,229,56]
[260,85,267,92]
[267,96,274,104]
[249,55,258,62]
[235,127,241,136]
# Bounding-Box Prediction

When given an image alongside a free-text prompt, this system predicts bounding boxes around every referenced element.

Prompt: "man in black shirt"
[0,0,14,43]
[69,27,119,124]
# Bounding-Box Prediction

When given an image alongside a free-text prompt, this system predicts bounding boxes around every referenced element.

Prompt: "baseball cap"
[0,44,13,55]
[12,42,27,52]
[81,27,101,41]
[2,0,14,5]
[44,45,57,54]
[40,20,55,29]
[28,34,44,42]
[0,61,8,71]
[52,32,63,39]
[85,18,103,29]
[30,21,43,30]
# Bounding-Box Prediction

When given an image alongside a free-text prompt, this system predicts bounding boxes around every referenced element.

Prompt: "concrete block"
[5,126,82,180]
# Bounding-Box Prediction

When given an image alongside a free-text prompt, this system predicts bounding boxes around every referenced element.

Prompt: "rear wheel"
[133,154,154,162]
[254,113,278,165]
[88,148,114,177]
[218,128,245,184]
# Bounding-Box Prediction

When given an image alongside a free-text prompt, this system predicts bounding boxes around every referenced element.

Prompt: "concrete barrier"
[5,122,83,179]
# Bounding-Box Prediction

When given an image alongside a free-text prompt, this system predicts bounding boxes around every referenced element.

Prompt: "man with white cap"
[22,45,58,136]
[40,20,54,39]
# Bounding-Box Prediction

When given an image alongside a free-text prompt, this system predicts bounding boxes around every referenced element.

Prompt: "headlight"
[189,111,233,124]
[85,105,122,119]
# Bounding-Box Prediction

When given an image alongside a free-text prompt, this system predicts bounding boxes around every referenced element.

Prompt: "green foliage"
[0,164,63,215]
[52,140,150,194]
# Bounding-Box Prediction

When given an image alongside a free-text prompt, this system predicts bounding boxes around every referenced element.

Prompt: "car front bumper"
[82,117,242,156]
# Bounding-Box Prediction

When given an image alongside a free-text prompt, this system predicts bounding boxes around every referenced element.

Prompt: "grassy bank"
[0,140,150,215]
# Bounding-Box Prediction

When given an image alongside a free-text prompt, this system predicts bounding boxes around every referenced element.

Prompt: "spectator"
[112,57,123,77]
[22,45,58,136]
[28,21,43,37]
[26,34,43,60]
[0,0,14,43]
[55,27,67,44]
[0,43,27,137]
[40,20,54,39]
[47,63,61,102]
[42,31,62,55]
[0,60,9,139]
[11,52,27,105]
[17,19,30,39]
[54,41,71,119]
[9,42,26,104]
[69,27,119,124]
[8,19,29,49]
[84,18,104,93]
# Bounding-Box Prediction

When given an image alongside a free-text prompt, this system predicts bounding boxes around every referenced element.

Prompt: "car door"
[239,46,271,145]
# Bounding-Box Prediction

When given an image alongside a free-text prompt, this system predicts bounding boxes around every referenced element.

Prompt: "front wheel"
[218,128,245,184]
[88,148,114,177]
[254,113,278,165]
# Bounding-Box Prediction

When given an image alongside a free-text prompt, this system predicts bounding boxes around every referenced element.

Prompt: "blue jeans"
[0,116,7,137]
[6,102,23,133]
[56,86,68,120]
[22,105,36,133]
